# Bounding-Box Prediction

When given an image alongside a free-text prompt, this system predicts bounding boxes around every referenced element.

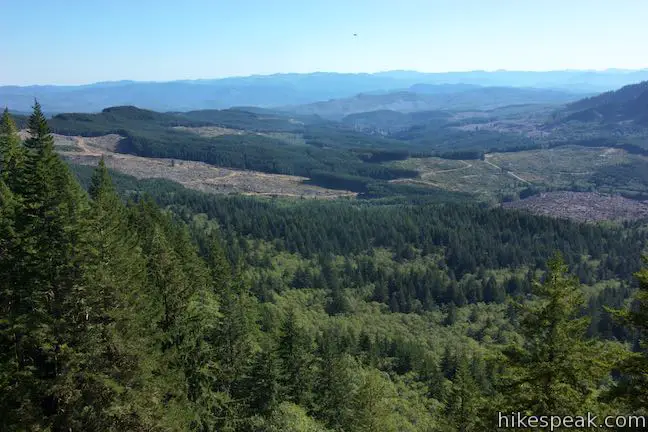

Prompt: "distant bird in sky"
[353,33,358,37]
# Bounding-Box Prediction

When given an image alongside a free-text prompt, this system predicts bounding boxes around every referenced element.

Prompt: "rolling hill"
[341,110,451,134]
[282,87,585,119]
[562,80,648,125]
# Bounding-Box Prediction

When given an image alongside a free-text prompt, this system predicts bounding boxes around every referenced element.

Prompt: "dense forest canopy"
[2,104,647,430]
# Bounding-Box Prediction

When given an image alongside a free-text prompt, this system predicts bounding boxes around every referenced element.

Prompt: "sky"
[1,0,647,85]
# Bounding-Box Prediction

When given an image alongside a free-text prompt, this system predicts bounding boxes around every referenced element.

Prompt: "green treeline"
[2,106,648,431]
[47,106,419,185]
[42,105,556,195]
[145,189,645,278]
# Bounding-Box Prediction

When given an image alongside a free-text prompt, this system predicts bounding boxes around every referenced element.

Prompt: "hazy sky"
[2,0,647,85]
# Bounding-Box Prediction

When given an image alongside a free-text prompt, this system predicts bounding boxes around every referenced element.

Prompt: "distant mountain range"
[3,70,648,114]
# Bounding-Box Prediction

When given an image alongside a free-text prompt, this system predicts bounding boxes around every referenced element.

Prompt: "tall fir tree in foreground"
[499,253,618,421]
[0,101,95,430]
[608,257,648,413]
[78,157,162,430]
[0,104,228,431]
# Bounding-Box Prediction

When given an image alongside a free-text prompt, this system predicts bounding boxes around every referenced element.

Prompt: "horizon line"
[3,67,648,88]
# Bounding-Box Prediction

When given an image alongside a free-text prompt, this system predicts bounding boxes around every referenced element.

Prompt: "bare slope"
[502,192,648,222]
[37,131,356,198]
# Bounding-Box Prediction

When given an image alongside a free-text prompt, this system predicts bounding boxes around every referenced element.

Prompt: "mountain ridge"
[561,80,648,125]
[3,70,647,114]
[281,87,585,119]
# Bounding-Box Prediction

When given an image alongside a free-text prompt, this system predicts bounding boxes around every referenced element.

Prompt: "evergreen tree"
[313,330,358,429]
[278,310,314,406]
[76,158,163,430]
[246,348,281,416]
[445,355,481,432]
[207,237,260,430]
[0,108,24,189]
[500,253,615,418]
[130,199,222,430]
[0,102,93,430]
[608,257,648,412]
[483,275,505,303]
[420,356,447,403]
[0,178,20,427]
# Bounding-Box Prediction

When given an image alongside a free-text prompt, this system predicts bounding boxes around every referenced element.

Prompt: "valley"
[4,2,648,430]
[4,74,648,432]
[8,76,646,221]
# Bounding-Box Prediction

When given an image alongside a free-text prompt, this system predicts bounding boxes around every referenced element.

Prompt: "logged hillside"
[34,104,565,199]
[503,191,648,222]
[9,80,648,206]
[30,130,356,198]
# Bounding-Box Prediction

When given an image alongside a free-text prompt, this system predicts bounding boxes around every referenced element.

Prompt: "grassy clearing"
[388,145,646,201]
[173,126,306,146]
[389,157,524,201]
[489,146,630,187]
[172,125,245,137]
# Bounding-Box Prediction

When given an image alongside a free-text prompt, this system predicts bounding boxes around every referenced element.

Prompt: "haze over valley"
[2,1,648,431]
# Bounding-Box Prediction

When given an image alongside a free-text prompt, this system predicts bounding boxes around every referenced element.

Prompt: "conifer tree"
[278,310,314,406]
[0,102,93,429]
[445,355,481,432]
[500,253,615,418]
[246,348,281,416]
[608,257,648,412]
[75,158,160,430]
[130,200,223,430]
[0,108,24,189]
[314,330,358,429]
[0,178,20,428]
[205,236,260,430]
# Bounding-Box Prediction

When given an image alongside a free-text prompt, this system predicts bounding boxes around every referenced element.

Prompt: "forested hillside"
[2,105,647,430]
[282,87,581,119]
[38,104,556,196]
[562,80,648,125]
[4,77,644,206]
[9,80,648,220]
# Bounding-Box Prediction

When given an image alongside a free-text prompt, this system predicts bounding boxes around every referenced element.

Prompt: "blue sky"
[2,0,647,85]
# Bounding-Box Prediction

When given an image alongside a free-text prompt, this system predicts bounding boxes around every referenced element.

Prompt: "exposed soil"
[23,131,356,199]
[502,191,648,222]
